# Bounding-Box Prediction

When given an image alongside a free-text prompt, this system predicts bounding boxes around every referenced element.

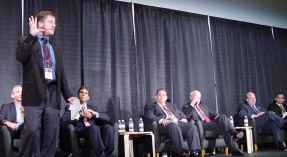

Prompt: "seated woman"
[60,86,114,157]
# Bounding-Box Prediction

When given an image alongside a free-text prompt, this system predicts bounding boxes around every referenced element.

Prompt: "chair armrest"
[0,124,12,157]
[144,121,161,147]
[112,122,118,157]
[67,124,80,156]
[251,118,259,144]
[194,120,205,141]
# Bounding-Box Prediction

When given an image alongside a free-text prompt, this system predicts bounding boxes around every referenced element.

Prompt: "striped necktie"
[42,38,53,68]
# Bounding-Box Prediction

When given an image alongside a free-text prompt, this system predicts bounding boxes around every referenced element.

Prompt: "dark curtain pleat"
[134,4,216,111]
[272,28,287,94]
[210,17,286,115]
[82,0,137,122]
[0,0,22,103]
[23,0,82,109]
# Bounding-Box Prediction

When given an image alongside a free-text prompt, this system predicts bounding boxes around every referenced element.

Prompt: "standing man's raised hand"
[29,16,44,36]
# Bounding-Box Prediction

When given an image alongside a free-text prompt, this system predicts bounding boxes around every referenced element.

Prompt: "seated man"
[60,86,114,157]
[239,92,287,151]
[182,90,244,156]
[268,92,287,120]
[144,88,201,157]
[0,85,24,141]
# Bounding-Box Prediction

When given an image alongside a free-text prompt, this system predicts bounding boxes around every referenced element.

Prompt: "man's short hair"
[77,86,90,96]
[11,85,22,94]
[156,88,166,95]
[275,92,285,98]
[37,11,56,22]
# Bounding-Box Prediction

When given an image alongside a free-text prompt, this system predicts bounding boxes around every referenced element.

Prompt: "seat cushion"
[12,139,21,149]
[204,131,220,138]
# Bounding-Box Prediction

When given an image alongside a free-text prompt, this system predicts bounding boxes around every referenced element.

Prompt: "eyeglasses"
[42,20,56,25]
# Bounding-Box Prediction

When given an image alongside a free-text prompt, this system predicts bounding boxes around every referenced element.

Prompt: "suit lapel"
[33,41,44,73]
[9,103,17,123]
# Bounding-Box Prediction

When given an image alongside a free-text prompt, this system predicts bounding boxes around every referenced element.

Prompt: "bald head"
[246,92,256,105]
[190,90,201,105]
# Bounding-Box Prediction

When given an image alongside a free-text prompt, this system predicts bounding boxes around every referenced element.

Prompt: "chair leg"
[147,153,151,157]
[201,149,205,157]
[254,144,258,152]
[212,148,216,155]
[240,144,244,151]
[156,153,160,157]
[225,147,228,155]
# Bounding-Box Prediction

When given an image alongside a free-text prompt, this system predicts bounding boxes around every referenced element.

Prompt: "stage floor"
[207,149,287,157]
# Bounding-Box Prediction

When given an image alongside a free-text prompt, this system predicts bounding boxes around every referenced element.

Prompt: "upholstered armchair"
[194,120,228,157]
[59,122,118,157]
[144,121,190,157]
[0,124,21,157]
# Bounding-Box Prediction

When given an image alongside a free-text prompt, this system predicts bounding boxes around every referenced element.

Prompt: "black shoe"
[233,131,244,141]
[231,149,244,156]
[179,152,190,157]
[278,142,287,151]
[190,151,199,157]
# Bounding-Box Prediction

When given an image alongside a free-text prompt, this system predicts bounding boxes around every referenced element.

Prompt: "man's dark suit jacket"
[0,102,18,124]
[16,34,72,109]
[144,102,186,122]
[239,103,267,118]
[268,102,287,118]
[60,104,111,130]
[182,103,219,122]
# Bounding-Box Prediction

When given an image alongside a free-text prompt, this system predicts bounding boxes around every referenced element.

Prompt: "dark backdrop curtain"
[134,4,216,111]
[272,28,287,94]
[210,17,286,115]
[23,0,82,109]
[82,0,136,122]
[0,0,22,103]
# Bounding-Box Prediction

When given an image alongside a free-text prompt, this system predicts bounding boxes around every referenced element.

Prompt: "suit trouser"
[202,115,238,151]
[77,124,114,157]
[256,111,284,143]
[20,85,59,157]
[158,122,201,155]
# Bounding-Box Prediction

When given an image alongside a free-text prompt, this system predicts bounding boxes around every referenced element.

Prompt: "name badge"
[45,67,53,80]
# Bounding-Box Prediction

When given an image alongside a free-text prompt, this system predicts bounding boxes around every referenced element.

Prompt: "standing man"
[61,86,114,157]
[16,11,73,157]
[182,90,244,156]
[144,88,201,157]
[0,85,24,139]
[239,92,287,151]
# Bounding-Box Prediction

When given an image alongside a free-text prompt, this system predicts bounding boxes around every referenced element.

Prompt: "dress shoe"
[231,149,244,156]
[190,151,199,157]
[179,152,190,157]
[233,131,244,141]
[278,141,287,151]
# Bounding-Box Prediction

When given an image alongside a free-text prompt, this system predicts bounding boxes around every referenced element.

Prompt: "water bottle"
[121,120,126,132]
[128,118,134,132]
[230,116,234,127]
[139,118,144,132]
[244,116,248,126]
[162,152,168,157]
[118,120,122,132]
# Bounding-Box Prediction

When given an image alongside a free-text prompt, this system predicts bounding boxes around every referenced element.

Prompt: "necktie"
[20,105,24,119]
[278,104,286,113]
[195,105,210,122]
[42,38,53,67]
[83,118,91,127]
[80,105,91,127]
[162,105,178,123]
[252,105,260,113]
